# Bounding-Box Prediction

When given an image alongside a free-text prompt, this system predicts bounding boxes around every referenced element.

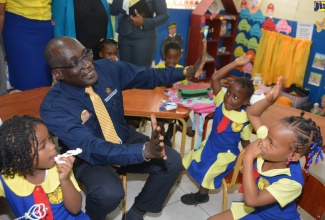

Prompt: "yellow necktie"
[85,86,120,143]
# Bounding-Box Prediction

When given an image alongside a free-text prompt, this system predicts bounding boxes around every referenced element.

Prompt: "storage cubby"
[186,0,238,82]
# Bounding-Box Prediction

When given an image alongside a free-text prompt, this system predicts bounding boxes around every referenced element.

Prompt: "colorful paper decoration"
[238,19,251,32]
[243,62,253,76]
[262,17,276,31]
[241,0,247,10]
[247,0,261,14]
[266,3,275,16]
[250,23,262,38]
[240,8,265,24]
[246,50,256,62]
[276,19,292,34]
[234,46,246,57]
[315,18,325,32]
[235,32,249,46]
[247,37,259,51]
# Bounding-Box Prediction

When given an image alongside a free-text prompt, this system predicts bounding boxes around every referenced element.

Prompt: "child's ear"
[52,69,63,81]
[99,52,103,58]
[291,152,301,162]
[242,98,250,106]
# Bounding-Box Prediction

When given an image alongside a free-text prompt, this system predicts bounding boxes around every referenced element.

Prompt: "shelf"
[220,35,235,38]
[217,52,231,56]
[186,0,238,82]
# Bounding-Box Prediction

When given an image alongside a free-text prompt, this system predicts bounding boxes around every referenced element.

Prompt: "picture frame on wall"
[312,53,325,71]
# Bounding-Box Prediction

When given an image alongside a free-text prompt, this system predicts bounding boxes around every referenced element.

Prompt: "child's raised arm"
[211,54,251,95]
[247,76,283,132]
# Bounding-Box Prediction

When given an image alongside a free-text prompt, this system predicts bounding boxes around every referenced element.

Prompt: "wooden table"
[261,103,325,148]
[122,87,191,182]
[0,87,50,122]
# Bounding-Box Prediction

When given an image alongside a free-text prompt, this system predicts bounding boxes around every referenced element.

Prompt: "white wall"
[231,0,323,23]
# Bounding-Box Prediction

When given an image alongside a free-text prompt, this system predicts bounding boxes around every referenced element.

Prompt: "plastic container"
[220,20,227,36]
[227,23,232,35]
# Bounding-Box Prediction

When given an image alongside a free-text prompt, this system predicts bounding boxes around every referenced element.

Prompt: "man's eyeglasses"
[52,49,93,71]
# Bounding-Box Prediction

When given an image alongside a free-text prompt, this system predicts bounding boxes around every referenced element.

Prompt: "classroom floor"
[0,114,319,220]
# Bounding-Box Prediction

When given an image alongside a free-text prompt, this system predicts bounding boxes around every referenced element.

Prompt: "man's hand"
[267,76,283,104]
[185,39,207,79]
[143,114,167,160]
[130,9,144,27]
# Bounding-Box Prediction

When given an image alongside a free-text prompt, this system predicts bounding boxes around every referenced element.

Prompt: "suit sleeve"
[143,0,169,30]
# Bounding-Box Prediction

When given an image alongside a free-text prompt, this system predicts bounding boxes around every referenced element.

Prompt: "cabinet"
[186,0,238,82]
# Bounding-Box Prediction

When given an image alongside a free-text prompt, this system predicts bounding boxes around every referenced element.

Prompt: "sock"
[194,191,208,201]
[125,204,146,220]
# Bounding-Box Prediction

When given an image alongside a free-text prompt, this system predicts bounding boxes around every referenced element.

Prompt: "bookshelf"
[186,0,238,82]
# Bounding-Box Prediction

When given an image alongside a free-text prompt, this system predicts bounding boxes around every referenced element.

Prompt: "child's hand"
[56,156,75,181]
[267,76,283,104]
[130,9,144,28]
[234,54,251,66]
[244,139,262,160]
[109,55,118,61]
[142,114,167,160]
[185,39,207,79]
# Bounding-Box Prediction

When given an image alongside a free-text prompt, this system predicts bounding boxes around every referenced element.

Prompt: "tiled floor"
[0,116,320,220]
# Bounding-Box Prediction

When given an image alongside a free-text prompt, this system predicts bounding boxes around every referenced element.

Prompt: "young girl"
[0,116,89,219]
[181,55,254,205]
[209,76,323,220]
[98,38,119,61]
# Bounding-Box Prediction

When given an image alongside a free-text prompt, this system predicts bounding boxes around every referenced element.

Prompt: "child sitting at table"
[181,54,254,205]
[154,42,195,145]
[0,115,89,219]
[208,76,323,220]
[98,38,119,61]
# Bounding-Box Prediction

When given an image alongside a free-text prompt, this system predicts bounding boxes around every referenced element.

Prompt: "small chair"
[221,149,245,211]
[296,170,325,219]
[120,173,127,214]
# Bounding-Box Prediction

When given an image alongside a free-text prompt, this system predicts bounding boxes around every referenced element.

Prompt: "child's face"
[33,123,57,169]
[164,49,181,67]
[223,82,250,111]
[169,27,176,35]
[259,122,297,162]
[100,44,118,61]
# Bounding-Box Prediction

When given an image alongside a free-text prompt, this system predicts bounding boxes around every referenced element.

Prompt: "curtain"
[252,29,312,88]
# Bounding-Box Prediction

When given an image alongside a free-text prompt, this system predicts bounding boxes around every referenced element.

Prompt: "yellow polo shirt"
[0,0,52,20]
[154,62,188,85]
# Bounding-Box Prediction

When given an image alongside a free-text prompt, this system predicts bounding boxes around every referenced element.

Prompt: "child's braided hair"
[98,38,118,52]
[281,111,323,172]
[0,116,45,178]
